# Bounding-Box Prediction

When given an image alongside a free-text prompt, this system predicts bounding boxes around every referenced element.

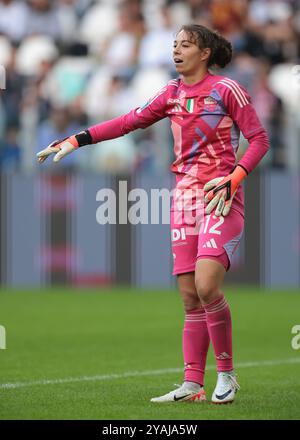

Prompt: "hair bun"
[211,34,232,68]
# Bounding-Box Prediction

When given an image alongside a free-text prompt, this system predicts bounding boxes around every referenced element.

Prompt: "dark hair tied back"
[211,33,232,68]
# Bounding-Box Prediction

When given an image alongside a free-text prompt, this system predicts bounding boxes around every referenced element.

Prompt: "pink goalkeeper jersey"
[89,71,269,215]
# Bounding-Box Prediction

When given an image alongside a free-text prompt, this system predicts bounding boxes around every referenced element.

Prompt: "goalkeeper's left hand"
[204,165,248,217]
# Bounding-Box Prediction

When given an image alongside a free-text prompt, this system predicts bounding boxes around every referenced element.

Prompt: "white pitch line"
[1,357,300,390]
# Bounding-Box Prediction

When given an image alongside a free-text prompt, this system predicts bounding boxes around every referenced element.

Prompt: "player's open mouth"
[174,58,183,64]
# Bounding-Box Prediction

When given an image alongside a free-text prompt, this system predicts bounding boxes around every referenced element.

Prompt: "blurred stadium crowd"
[0,0,300,173]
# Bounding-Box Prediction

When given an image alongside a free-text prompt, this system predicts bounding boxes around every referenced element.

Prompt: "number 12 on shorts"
[199,214,224,235]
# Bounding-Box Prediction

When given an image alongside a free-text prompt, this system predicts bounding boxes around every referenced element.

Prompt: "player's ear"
[200,47,211,63]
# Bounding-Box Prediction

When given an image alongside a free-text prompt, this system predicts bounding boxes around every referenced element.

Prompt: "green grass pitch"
[0,286,300,420]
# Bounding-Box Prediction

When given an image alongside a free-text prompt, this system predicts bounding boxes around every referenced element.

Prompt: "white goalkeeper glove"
[37,130,92,163]
[203,165,248,217]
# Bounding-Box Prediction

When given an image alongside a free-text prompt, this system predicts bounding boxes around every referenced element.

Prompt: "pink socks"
[182,294,233,387]
[203,295,233,372]
[183,307,210,386]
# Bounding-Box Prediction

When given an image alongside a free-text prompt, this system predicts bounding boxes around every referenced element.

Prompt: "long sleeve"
[88,85,170,144]
[217,79,270,173]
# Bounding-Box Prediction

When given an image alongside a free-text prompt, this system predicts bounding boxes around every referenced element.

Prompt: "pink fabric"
[197,252,229,271]
[171,207,244,275]
[88,73,269,214]
[203,295,233,372]
[183,307,210,386]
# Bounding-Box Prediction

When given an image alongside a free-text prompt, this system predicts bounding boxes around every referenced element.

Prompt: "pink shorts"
[171,208,244,275]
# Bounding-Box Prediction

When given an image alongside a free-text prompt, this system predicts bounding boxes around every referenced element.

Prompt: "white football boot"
[150,382,206,403]
[211,371,240,404]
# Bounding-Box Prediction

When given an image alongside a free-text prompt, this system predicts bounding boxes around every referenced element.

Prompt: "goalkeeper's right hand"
[37,130,92,163]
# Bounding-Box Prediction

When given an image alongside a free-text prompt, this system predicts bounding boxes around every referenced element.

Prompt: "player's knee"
[180,289,201,312]
[195,277,219,303]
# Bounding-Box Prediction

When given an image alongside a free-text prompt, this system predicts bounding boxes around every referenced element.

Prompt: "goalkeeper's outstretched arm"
[37,85,171,163]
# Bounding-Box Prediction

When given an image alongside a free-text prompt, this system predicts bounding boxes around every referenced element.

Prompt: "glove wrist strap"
[74,130,92,148]
[233,164,248,183]
[236,164,248,176]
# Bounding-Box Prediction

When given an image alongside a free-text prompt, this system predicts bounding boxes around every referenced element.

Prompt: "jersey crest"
[203,96,218,112]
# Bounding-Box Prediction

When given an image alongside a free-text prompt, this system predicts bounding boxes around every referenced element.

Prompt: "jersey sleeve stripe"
[218,81,244,107]
[224,78,249,105]
[220,78,249,106]
[168,79,179,86]
[136,89,166,113]
[221,78,249,105]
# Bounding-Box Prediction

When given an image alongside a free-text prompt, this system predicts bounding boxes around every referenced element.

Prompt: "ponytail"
[210,33,232,68]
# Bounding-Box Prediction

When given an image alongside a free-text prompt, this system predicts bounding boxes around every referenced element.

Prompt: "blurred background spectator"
[0,0,300,173]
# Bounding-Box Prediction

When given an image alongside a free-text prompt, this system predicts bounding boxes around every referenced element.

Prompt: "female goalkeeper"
[37,24,269,404]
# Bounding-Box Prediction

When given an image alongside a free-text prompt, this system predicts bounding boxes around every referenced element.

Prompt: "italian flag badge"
[185,98,194,113]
